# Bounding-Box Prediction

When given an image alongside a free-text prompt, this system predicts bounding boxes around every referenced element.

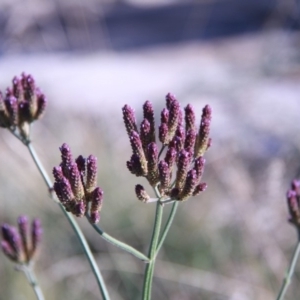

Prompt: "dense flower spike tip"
[140,119,151,153]
[31,218,42,256]
[143,101,156,143]
[91,187,104,220]
[175,150,191,191]
[287,190,300,226]
[18,215,29,261]
[147,142,159,186]
[123,95,212,204]
[179,169,198,201]
[184,104,196,131]
[122,104,138,137]
[129,131,148,175]
[86,155,98,193]
[166,93,177,109]
[135,184,150,203]
[0,73,47,140]
[167,97,180,143]
[193,182,208,196]
[195,104,212,158]
[158,160,171,195]
[291,180,300,195]
[53,144,104,223]
[1,216,42,264]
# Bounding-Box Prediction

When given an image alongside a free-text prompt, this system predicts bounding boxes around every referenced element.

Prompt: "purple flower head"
[0,74,47,140]
[1,216,42,264]
[53,144,104,223]
[123,94,212,203]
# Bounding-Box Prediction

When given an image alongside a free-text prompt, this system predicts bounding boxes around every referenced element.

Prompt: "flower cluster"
[286,179,300,228]
[53,143,103,223]
[0,73,46,140]
[1,216,42,264]
[122,93,212,202]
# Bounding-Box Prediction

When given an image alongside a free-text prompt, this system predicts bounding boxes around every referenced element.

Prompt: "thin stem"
[27,142,53,191]
[86,215,149,262]
[25,142,110,299]
[155,201,178,256]
[142,202,164,300]
[158,145,165,159]
[21,265,45,300]
[276,238,300,300]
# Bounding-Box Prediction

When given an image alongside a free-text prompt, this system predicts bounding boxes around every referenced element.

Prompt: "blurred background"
[1,0,300,299]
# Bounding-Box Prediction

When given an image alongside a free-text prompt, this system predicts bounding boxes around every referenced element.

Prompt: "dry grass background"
[1,1,300,300]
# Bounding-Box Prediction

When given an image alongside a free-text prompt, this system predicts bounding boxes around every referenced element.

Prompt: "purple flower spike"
[143,101,156,143]
[159,123,169,145]
[129,131,148,175]
[179,169,198,201]
[185,129,196,156]
[140,118,151,153]
[167,98,180,143]
[184,104,196,131]
[73,200,86,217]
[292,180,300,195]
[69,162,85,200]
[127,154,144,177]
[158,160,171,196]
[287,189,300,225]
[193,182,208,196]
[122,104,138,137]
[166,93,177,109]
[31,218,42,257]
[135,184,150,203]
[1,224,22,262]
[195,104,212,158]
[76,155,86,176]
[1,241,17,262]
[5,96,18,126]
[12,76,23,100]
[90,188,104,223]
[175,149,191,190]
[161,108,169,124]
[86,155,98,193]
[35,94,47,120]
[18,216,29,261]
[90,211,100,224]
[53,166,64,182]
[147,142,159,186]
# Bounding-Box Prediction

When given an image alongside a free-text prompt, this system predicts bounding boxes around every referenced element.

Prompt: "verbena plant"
[0,73,298,300]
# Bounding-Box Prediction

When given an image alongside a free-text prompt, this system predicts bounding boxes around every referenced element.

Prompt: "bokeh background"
[1,0,300,299]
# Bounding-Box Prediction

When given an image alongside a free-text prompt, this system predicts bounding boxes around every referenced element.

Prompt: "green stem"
[142,202,164,300]
[276,239,300,300]
[87,215,149,262]
[155,201,178,256]
[27,142,53,192]
[22,265,45,300]
[26,142,110,300]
